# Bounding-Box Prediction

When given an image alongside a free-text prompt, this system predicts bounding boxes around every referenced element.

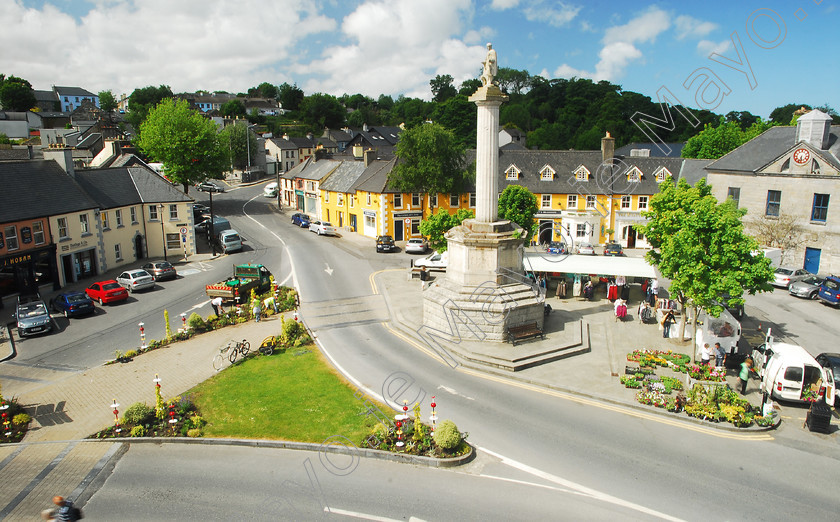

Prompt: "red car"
[86,280,129,305]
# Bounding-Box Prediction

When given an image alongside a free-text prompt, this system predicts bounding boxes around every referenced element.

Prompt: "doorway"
[804,247,821,274]
[538,220,553,244]
[134,235,145,260]
[624,226,637,248]
[394,220,404,241]
[350,214,357,232]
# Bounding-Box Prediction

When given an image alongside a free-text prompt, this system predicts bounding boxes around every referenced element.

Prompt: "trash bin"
[805,400,832,433]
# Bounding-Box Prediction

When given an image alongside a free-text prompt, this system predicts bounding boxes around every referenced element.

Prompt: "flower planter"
[625,366,640,375]
[686,375,727,390]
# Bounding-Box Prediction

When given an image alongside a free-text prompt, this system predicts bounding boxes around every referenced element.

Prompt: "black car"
[291,213,310,228]
[603,242,624,256]
[376,235,395,253]
[51,291,96,318]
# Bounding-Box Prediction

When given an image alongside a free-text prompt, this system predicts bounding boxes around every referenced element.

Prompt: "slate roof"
[678,159,713,186]
[319,161,368,193]
[73,166,192,209]
[269,138,298,151]
[53,86,97,98]
[285,156,341,182]
[324,129,353,143]
[353,158,398,193]
[34,90,58,102]
[0,160,98,222]
[614,142,685,158]
[0,147,33,161]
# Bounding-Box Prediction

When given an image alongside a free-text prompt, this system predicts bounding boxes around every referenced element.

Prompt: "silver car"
[15,295,53,337]
[771,267,811,288]
[116,269,155,292]
[577,242,595,255]
[788,274,825,299]
[405,238,428,254]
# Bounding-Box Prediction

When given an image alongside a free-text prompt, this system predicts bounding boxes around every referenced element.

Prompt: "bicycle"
[212,339,250,371]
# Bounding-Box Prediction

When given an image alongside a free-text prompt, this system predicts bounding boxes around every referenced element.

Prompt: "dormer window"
[540,165,555,181]
[627,167,642,182]
[505,165,520,180]
[654,167,671,183]
[574,165,590,181]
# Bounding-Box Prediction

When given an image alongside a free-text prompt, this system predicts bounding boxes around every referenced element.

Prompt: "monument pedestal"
[422,219,544,343]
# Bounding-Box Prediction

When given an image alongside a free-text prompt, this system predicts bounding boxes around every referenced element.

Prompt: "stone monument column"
[472,90,505,222]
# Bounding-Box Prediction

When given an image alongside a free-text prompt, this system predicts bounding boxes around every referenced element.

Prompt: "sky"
[1,0,836,118]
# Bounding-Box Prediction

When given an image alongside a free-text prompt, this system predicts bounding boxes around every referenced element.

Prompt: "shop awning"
[523,253,657,278]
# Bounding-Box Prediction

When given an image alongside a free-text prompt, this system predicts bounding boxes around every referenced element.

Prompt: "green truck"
[205,264,273,303]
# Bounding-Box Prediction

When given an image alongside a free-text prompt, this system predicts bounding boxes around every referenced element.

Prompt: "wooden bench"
[507,322,545,346]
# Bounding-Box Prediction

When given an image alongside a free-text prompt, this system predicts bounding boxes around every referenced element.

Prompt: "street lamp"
[158,204,168,261]
[208,190,217,255]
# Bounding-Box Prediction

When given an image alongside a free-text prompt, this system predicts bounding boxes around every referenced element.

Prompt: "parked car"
[414,251,448,269]
[15,294,52,337]
[264,182,278,198]
[291,213,310,228]
[817,275,840,306]
[405,238,428,254]
[195,216,231,236]
[86,280,129,304]
[50,291,95,318]
[545,241,567,254]
[815,353,840,406]
[788,274,825,300]
[192,203,210,218]
[577,242,595,255]
[309,220,337,236]
[771,267,811,288]
[376,235,396,253]
[196,181,224,193]
[603,242,623,256]
[215,229,243,253]
[141,261,177,281]
[116,269,155,292]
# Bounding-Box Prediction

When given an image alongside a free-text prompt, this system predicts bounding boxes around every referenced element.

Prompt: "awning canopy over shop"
[523,253,657,278]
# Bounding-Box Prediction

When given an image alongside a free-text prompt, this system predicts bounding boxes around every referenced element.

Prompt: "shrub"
[281,317,307,346]
[123,402,154,425]
[130,425,146,437]
[187,428,203,438]
[188,312,206,331]
[13,413,31,426]
[433,420,461,450]
[124,350,138,358]
[189,415,206,429]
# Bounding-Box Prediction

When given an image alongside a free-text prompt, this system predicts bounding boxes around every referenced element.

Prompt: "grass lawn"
[188,346,387,443]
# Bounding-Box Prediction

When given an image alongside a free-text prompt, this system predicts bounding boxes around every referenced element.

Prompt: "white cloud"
[489,0,580,27]
[490,0,520,9]
[697,39,731,56]
[553,42,642,81]
[674,15,718,40]
[0,0,336,96]
[603,7,670,45]
[463,26,496,45]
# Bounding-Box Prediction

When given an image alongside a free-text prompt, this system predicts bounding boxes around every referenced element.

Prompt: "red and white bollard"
[394,399,410,448]
[429,396,437,436]
[111,399,121,433]
[180,313,187,331]
[139,322,146,350]
[293,310,299,322]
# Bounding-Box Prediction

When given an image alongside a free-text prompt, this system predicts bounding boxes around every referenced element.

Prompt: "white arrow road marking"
[437,384,474,400]
[186,300,210,312]
[324,264,334,276]
[324,507,426,521]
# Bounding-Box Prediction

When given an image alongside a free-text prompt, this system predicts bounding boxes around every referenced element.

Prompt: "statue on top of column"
[480,43,497,86]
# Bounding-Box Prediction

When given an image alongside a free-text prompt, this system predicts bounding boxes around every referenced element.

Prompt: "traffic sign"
[405,219,411,225]
[179,227,188,235]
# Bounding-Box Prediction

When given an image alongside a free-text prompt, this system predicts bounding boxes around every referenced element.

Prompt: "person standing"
[210,296,224,316]
[661,311,674,338]
[739,358,752,395]
[615,274,626,300]
[699,343,712,366]
[252,300,262,322]
[714,342,726,367]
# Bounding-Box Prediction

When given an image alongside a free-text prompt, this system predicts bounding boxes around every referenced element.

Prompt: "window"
[574,166,589,181]
[811,160,821,175]
[149,205,159,220]
[812,193,829,222]
[638,196,648,210]
[621,196,631,209]
[576,223,587,238]
[541,194,552,209]
[430,194,438,207]
[412,193,421,207]
[654,168,670,182]
[166,233,180,250]
[765,190,781,217]
[727,187,740,208]
[366,193,372,205]
[32,221,45,244]
[780,158,790,173]
[540,165,555,181]
[586,195,596,209]
[101,211,109,229]
[130,207,137,223]
[169,205,177,220]
[4,226,18,250]
[349,195,354,208]
[306,181,314,191]
[58,217,68,239]
[627,167,641,182]
[469,193,476,208]
[337,193,344,206]
[325,192,329,203]
[567,195,577,209]
[505,165,520,180]
[393,194,402,207]
[80,214,89,234]
[115,243,123,261]
[450,194,459,207]
[116,209,123,227]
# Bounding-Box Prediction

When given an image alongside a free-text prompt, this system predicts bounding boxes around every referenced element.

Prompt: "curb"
[0,322,16,363]
[83,437,476,468]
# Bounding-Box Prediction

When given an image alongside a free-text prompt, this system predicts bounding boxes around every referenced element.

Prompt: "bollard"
[111,400,121,433]
[139,322,146,350]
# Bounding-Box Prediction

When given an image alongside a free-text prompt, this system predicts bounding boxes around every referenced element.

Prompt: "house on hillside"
[53,86,99,112]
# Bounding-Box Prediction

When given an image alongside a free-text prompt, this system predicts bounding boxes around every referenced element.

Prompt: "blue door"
[804,247,821,274]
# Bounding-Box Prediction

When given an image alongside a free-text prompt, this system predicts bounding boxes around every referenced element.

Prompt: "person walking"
[661,311,674,338]
[210,296,224,316]
[51,496,79,521]
[739,358,752,395]
[252,300,262,322]
[714,342,726,368]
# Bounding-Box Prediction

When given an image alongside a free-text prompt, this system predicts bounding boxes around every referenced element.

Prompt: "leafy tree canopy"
[495,67,532,95]
[458,78,482,96]
[127,85,173,130]
[430,74,457,103]
[769,103,810,125]
[0,132,10,144]
[218,122,258,171]
[98,90,118,113]
[498,185,538,241]
[220,99,246,117]
[681,117,774,159]
[137,98,226,192]
[278,82,304,112]
[299,93,345,132]
[638,178,774,340]
[419,208,475,253]
[390,123,468,196]
[249,82,279,99]
[0,74,36,111]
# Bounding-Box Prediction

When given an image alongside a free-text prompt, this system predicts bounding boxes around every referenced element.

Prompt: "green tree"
[419,208,474,253]
[638,178,774,341]
[458,78,482,96]
[126,85,173,131]
[98,90,118,113]
[498,185,538,241]
[218,121,258,171]
[220,99,246,117]
[137,98,226,193]
[495,67,531,94]
[299,93,345,131]
[430,74,457,103]
[681,118,774,159]
[390,123,468,214]
[278,82,304,112]
[0,75,35,111]
[431,95,475,149]
[256,82,279,99]
[769,103,809,125]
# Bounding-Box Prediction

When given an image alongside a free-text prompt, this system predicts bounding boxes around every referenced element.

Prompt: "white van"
[264,182,278,198]
[752,341,835,404]
[216,229,242,254]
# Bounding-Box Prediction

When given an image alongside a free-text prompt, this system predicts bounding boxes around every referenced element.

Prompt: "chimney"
[601,131,615,165]
[282,133,290,141]
[363,123,369,132]
[44,145,75,178]
[795,109,831,150]
[364,148,375,167]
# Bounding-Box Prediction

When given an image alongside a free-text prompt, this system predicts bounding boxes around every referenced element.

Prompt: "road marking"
[475,473,573,493]
[241,193,300,298]
[479,446,685,521]
[178,268,201,276]
[325,263,334,276]
[437,384,474,401]
[325,507,426,521]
